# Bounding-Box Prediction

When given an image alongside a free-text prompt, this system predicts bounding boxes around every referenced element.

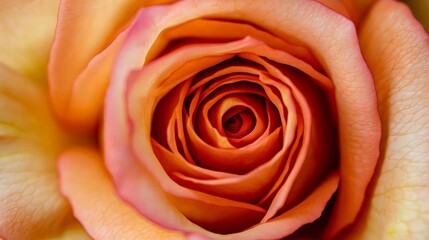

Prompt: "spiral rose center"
[222,107,256,137]
[223,114,242,133]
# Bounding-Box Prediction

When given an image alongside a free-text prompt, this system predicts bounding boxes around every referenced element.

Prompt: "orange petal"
[147,18,319,68]
[48,0,175,130]
[344,0,429,238]
[247,172,339,239]
[196,78,268,146]
[58,147,186,240]
[127,42,286,175]
[125,37,338,236]
[187,106,280,173]
[152,139,237,180]
[183,171,339,240]
[246,56,335,222]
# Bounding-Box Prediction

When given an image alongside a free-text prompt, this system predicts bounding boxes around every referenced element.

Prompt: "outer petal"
[58,147,186,240]
[345,0,429,238]
[49,0,175,130]
[0,64,89,239]
[0,0,59,81]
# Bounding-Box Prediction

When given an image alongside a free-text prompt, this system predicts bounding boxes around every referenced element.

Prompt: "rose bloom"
[0,0,428,239]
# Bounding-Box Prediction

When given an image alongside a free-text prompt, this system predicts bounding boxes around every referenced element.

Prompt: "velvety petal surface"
[0,0,59,81]
[344,0,429,238]
[0,64,89,239]
[58,147,186,240]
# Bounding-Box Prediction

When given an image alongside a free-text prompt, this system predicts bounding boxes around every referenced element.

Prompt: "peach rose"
[0,0,428,239]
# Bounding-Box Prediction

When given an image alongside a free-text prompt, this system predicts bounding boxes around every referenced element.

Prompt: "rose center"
[223,114,243,134]
[222,108,256,137]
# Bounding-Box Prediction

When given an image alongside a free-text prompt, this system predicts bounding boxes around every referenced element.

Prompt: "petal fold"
[58,147,186,240]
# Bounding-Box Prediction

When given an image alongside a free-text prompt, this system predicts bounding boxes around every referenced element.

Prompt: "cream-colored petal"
[0,64,89,239]
[45,220,91,240]
[0,0,59,82]
[345,0,429,239]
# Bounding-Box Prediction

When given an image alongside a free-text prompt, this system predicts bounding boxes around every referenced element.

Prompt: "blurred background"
[402,0,429,32]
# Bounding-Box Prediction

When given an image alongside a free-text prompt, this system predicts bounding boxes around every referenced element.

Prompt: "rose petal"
[190,171,339,240]
[172,128,283,203]
[234,171,339,240]
[112,142,269,234]
[0,0,59,81]
[344,0,429,238]
[244,55,336,222]
[186,120,281,174]
[147,18,320,69]
[58,147,186,240]
[184,70,277,149]
[0,64,89,239]
[188,64,286,135]
[152,139,237,180]
[48,0,175,130]
[152,75,279,180]
[52,30,128,131]
[196,78,268,146]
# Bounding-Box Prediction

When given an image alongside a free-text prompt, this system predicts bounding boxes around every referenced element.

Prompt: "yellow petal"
[345,0,429,238]
[0,1,60,82]
[0,64,90,239]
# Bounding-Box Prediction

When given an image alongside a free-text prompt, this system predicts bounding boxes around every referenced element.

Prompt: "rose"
[0,0,424,240]
[0,1,428,240]
[55,1,377,238]
[53,0,428,239]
